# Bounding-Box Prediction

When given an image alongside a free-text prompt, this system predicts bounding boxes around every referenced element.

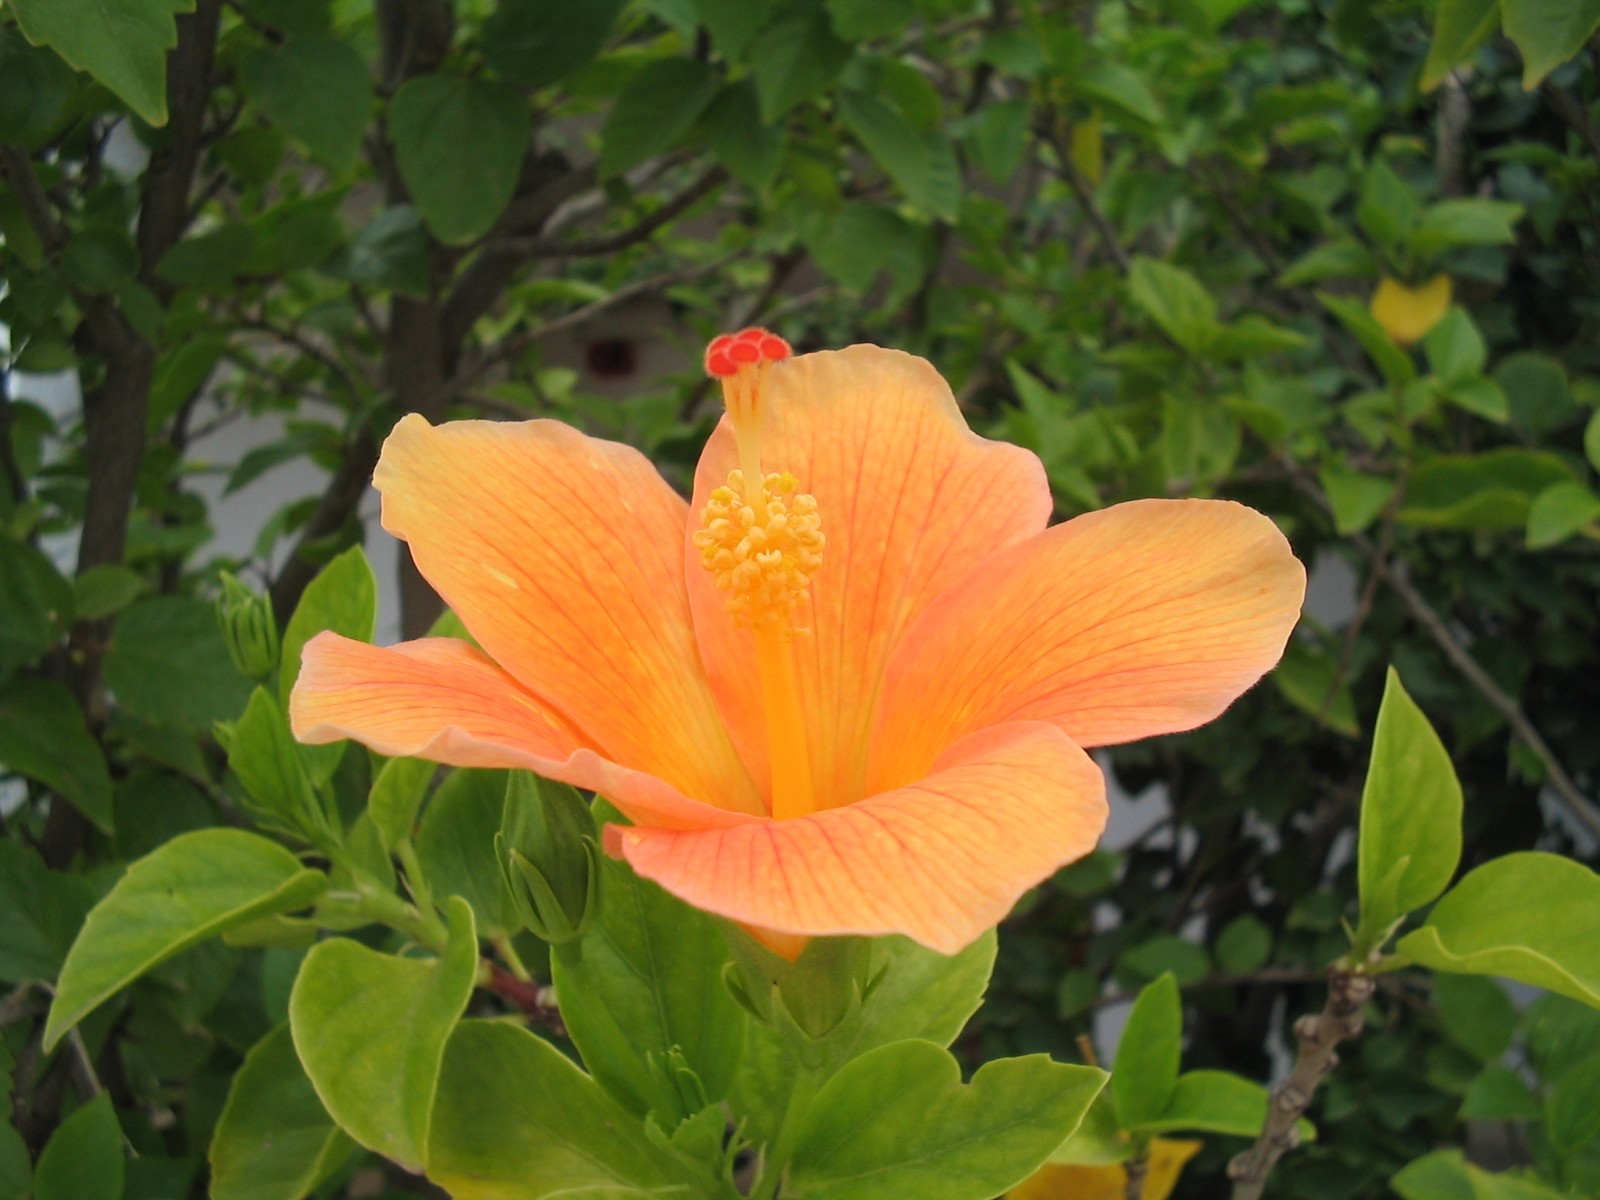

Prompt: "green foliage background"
[2,0,1600,1197]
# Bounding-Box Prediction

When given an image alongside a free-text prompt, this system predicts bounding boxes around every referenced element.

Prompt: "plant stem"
[1228,965,1375,1200]
[753,1062,826,1200]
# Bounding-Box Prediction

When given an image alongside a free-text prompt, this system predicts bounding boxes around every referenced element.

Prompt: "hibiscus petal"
[871,499,1305,788]
[687,346,1051,810]
[376,414,760,815]
[608,721,1106,954]
[290,632,756,832]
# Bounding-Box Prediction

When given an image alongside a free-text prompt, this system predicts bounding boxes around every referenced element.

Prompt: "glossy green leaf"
[32,1093,122,1200]
[0,538,71,671]
[750,8,853,121]
[369,755,435,852]
[1501,0,1600,87]
[599,57,719,179]
[1277,238,1377,286]
[210,1023,354,1200]
[46,829,326,1050]
[1394,1150,1570,1200]
[6,0,192,125]
[785,1040,1105,1200]
[1112,972,1181,1128]
[426,1020,696,1198]
[1399,449,1576,531]
[553,830,744,1118]
[1397,852,1600,1008]
[1409,199,1523,257]
[105,597,252,731]
[0,676,114,831]
[227,686,327,842]
[839,90,961,219]
[0,28,78,149]
[1320,466,1395,535]
[1356,668,1462,949]
[1526,481,1600,549]
[1131,1069,1314,1140]
[1422,0,1500,91]
[240,37,371,173]
[1545,1052,1600,1154]
[482,0,629,89]
[416,769,519,937]
[0,840,95,986]
[278,544,376,708]
[389,76,531,244]
[1434,975,1515,1062]
[289,897,477,1170]
[1128,258,1217,355]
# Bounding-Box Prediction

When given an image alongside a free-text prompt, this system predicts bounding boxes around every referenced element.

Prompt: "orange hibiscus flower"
[290,332,1304,954]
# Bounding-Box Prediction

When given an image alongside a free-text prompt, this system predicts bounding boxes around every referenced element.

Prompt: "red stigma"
[705,328,791,378]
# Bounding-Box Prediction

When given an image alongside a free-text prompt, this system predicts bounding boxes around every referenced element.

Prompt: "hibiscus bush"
[4,1,1600,1199]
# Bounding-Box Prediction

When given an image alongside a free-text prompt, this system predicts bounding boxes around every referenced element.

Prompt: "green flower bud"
[724,930,877,1046]
[497,772,599,944]
[216,572,280,680]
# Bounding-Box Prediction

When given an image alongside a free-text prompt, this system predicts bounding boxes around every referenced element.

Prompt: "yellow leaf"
[1009,1138,1203,1200]
[1071,111,1104,187]
[1369,274,1452,345]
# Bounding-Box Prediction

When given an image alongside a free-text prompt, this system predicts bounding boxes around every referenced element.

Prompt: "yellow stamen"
[692,353,825,819]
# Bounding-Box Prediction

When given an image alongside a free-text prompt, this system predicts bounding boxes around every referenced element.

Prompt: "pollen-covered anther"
[693,471,824,631]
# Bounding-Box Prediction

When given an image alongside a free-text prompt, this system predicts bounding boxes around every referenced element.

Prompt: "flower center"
[692,329,823,820]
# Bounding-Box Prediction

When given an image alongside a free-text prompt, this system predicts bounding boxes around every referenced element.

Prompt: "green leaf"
[1423,309,1487,384]
[703,81,786,189]
[693,0,775,58]
[1459,1066,1538,1120]
[1355,668,1462,950]
[0,28,78,149]
[61,228,138,294]
[963,98,1030,186]
[1545,1052,1600,1154]
[1128,257,1217,356]
[335,206,430,296]
[369,755,435,853]
[1277,238,1379,286]
[1495,352,1574,433]
[415,769,520,938]
[1501,0,1600,87]
[1112,973,1181,1128]
[241,36,372,173]
[1215,915,1273,972]
[1075,62,1162,125]
[1394,1150,1571,1200]
[45,829,326,1050]
[0,538,71,671]
[426,1020,696,1198]
[1320,467,1396,535]
[599,58,719,179]
[1272,639,1361,737]
[6,0,193,125]
[1584,408,1600,473]
[1434,975,1515,1062]
[1396,852,1600,1009]
[839,90,961,219]
[0,677,114,831]
[0,840,95,986]
[1526,481,1600,549]
[1422,0,1500,91]
[785,1041,1105,1200]
[1133,1070,1314,1140]
[826,0,915,38]
[750,8,853,121]
[1356,160,1418,252]
[227,687,324,841]
[1318,292,1417,389]
[289,897,477,1171]
[279,544,376,706]
[1441,377,1510,422]
[1398,449,1575,531]
[32,1093,123,1200]
[209,1024,354,1200]
[553,830,745,1118]
[389,75,531,244]
[482,0,629,90]
[1408,199,1523,257]
[104,597,252,731]
[0,1119,28,1200]
[72,565,143,621]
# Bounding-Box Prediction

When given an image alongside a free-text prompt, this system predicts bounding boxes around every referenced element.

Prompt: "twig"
[1228,966,1374,1200]
[481,963,565,1034]
[498,166,729,258]
[1041,122,1132,273]
[1124,1152,1149,1200]
[1435,72,1471,198]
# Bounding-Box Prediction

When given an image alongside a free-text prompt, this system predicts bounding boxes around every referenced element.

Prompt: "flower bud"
[216,572,280,680]
[497,771,599,944]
